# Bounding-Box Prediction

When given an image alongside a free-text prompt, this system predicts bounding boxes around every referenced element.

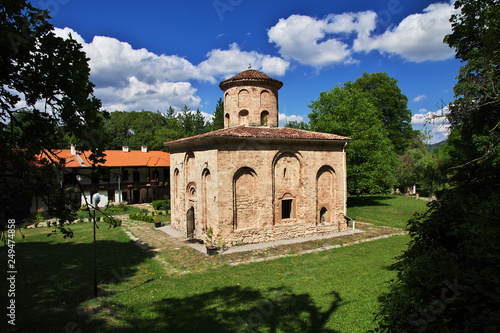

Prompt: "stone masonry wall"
[169,138,347,247]
[223,83,279,128]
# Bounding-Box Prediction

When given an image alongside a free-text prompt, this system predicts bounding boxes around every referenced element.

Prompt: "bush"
[106,202,128,212]
[129,213,154,223]
[374,187,500,332]
[152,199,170,211]
[104,216,122,228]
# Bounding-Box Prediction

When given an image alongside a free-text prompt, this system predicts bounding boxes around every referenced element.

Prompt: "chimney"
[122,146,129,153]
[141,146,148,153]
[70,144,76,156]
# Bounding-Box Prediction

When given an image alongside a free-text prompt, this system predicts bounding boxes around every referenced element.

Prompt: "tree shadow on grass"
[93,286,342,333]
[347,195,393,208]
[4,238,152,332]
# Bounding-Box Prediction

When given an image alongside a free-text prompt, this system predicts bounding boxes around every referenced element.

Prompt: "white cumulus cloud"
[268,2,457,68]
[53,28,290,112]
[279,113,304,127]
[354,2,458,62]
[268,12,376,67]
[198,43,290,82]
[412,107,451,143]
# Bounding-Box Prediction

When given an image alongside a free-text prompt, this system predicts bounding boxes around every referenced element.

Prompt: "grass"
[2,195,426,332]
[347,194,429,229]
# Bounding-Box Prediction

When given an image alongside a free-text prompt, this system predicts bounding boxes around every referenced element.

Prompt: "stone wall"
[223,83,279,128]
[170,138,347,247]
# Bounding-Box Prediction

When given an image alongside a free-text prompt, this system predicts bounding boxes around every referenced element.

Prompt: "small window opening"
[283,168,287,178]
[282,199,292,219]
[261,111,269,126]
[225,113,230,127]
[320,207,328,223]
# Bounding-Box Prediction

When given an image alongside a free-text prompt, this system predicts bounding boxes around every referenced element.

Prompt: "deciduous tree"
[375,1,500,331]
[345,72,413,155]
[1,0,105,236]
[309,85,398,194]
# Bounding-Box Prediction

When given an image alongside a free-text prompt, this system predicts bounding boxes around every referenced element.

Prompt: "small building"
[165,69,350,247]
[30,146,170,212]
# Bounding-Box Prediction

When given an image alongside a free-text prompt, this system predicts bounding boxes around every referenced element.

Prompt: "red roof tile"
[51,149,170,168]
[219,69,283,90]
[165,126,350,146]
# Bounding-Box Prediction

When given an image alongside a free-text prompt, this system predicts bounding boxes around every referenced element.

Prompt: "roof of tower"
[219,69,283,90]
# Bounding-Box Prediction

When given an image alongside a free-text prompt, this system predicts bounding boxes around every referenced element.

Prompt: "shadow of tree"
[347,195,392,208]
[6,238,152,332]
[93,286,342,332]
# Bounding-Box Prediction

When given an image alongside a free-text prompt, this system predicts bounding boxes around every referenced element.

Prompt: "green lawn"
[2,195,426,332]
[347,195,429,229]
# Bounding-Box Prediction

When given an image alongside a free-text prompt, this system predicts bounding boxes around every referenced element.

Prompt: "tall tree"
[309,85,398,194]
[157,106,183,147]
[1,0,105,235]
[177,105,207,137]
[206,98,224,132]
[375,1,500,331]
[345,72,413,155]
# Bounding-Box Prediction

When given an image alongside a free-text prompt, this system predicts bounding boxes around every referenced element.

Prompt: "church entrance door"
[186,207,195,238]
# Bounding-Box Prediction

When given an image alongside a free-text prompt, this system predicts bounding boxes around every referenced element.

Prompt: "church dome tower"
[219,69,283,128]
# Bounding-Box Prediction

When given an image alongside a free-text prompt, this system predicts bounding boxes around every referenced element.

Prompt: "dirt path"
[121,218,405,275]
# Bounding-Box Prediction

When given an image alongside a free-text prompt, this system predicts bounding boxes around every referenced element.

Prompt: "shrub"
[129,213,154,223]
[152,199,170,211]
[104,216,122,227]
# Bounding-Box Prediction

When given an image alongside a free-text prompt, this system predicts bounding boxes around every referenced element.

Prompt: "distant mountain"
[429,139,448,151]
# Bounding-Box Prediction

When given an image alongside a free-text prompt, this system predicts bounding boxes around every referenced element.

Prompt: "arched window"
[261,111,269,126]
[320,207,328,223]
[225,113,230,127]
[173,168,180,221]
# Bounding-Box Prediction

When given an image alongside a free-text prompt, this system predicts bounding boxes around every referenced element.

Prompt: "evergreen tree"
[207,98,224,132]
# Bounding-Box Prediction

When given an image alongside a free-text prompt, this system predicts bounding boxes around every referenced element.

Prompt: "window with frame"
[282,199,293,219]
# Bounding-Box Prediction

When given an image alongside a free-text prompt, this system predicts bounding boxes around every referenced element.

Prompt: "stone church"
[165,69,350,247]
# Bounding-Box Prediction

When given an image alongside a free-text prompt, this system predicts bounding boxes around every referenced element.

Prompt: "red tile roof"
[52,149,170,168]
[165,126,350,146]
[219,69,283,90]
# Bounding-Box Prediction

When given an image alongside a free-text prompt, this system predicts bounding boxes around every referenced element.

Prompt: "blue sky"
[40,0,460,143]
